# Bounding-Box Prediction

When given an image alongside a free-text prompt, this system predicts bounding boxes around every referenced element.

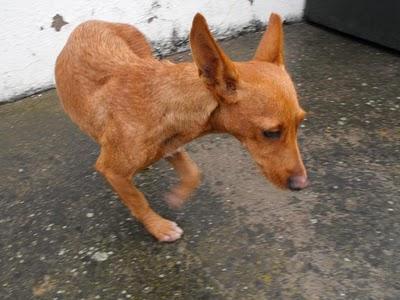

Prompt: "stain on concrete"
[153,17,269,59]
[51,14,68,32]
[32,275,55,297]
[147,16,158,23]
[245,19,264,32]
[170,27,187,52]
[151,1,161,9]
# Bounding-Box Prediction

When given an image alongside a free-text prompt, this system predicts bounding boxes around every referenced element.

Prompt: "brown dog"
[55,13,308,242]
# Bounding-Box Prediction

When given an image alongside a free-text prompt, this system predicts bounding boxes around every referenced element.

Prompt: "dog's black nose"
[288,175,309,191]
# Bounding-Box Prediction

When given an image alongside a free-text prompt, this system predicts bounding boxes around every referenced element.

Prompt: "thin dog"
[55,13,309,242]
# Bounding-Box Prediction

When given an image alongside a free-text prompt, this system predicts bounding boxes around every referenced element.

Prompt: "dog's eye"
[262,130,281,140]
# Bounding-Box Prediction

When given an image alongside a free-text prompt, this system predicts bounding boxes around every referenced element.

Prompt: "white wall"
[0,0,305,103]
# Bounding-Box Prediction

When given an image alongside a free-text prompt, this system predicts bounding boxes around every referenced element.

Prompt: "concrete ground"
[1,22,400,300]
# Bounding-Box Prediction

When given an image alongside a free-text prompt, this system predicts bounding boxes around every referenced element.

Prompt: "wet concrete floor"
[1,23,400,299]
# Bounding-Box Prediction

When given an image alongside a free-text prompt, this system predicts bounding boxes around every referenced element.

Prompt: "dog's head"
[190,13,308,190]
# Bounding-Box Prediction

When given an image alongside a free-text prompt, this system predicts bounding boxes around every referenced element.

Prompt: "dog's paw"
[143,213,183,242]
[157,221,183,242]
[164,192,185,210]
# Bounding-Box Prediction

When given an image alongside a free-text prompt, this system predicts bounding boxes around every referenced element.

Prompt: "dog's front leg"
[164,149,201,209]
[96,147,183,242]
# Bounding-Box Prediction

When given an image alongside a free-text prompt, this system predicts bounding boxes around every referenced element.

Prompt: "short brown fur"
[55,13,308,242]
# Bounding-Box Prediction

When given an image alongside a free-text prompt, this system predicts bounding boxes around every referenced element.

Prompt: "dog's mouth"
[256,165,288,190]
[255,161,309,191]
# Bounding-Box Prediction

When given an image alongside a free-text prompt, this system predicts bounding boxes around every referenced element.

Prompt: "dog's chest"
[161,130,197,151]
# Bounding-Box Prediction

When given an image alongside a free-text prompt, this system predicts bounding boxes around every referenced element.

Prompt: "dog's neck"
[157,61,227,136]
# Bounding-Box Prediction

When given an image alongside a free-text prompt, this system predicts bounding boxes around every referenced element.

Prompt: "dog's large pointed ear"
[190,13,238,103]
[253,13,284,65]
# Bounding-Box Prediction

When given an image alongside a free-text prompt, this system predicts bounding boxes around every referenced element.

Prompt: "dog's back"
[55,21,153,139]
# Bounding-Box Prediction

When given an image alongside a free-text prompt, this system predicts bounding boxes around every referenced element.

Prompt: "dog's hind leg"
[164,149,201,209]
[96,146,183,242]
